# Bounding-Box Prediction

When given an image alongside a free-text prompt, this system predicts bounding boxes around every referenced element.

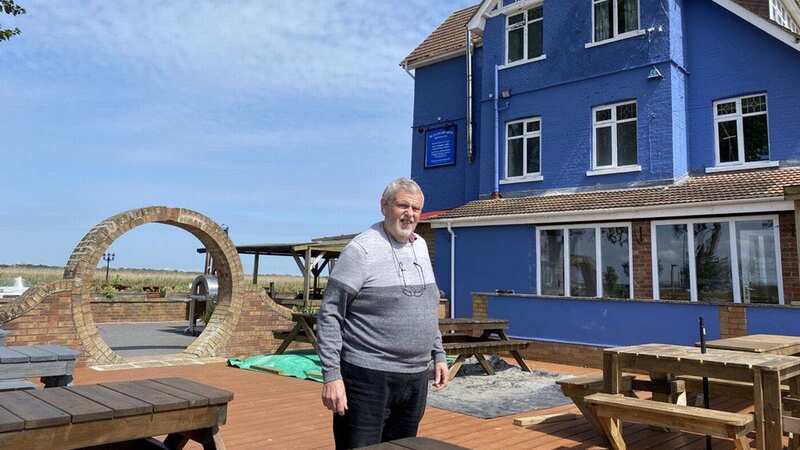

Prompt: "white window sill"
[586,165,642,176]
[585,29,646,48]
[705,161,779,173]
[499,174,544,185]
[499,54,547,70]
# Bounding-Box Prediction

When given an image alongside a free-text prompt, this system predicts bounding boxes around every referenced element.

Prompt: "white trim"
[706,161,780,173]
[651,214,784,305]
[592,100,638,170]
[537,222,634,299]
[491,0,544,18]
[505,5,545,65]
[500,175,544,184]
[712,0,800,53]
[430,198,792,228]
[402,48,468,70]
[712,93,771,168]
[468,0,499,32]
[589,0,643,45]
[586,165,642,176]
[585,29,646,48]
[499,54,547,70]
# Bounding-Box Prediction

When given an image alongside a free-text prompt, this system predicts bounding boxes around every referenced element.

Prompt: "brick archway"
[60,207,247,364]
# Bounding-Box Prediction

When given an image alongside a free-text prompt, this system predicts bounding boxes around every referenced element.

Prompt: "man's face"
[381,190,423,242]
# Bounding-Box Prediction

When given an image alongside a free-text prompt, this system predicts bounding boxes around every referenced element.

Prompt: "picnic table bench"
[356,436,470,449]
[0,377,233,449]
[0,345,79,391]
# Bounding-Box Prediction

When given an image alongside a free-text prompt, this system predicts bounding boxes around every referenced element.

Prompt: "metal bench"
[584,392,754,450]
[0,345,79,391]
[0,377,232,449]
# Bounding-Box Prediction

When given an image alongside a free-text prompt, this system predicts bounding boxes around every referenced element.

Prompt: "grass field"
[0,265,312,296]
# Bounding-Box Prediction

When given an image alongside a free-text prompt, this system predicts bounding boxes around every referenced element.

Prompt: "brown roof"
[435,167,800,220]
[400,4,481,69]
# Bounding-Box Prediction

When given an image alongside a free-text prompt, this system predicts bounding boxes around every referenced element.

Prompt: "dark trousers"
[333,360,429,450]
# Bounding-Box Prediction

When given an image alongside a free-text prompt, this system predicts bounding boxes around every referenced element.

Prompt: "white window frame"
[504,117,543,182]
[770,0,799,32]
[712,93,771,170]
[536,222,634,299]
[650,215,784,304]
[505,3,545,65]
[590,0,642,44]
[592,100,638,170]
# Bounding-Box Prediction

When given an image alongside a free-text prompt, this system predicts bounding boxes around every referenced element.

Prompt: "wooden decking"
[71,359,755,450]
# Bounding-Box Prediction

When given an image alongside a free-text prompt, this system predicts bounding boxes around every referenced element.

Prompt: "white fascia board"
[403,48,468,70]
[467,0,497,32]
[429,198,793,228]
[713,0,800,52]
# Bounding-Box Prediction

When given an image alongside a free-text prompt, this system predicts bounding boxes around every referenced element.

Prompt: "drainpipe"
[492,64,501,198]
[447,221,456,318]
[466,29,474,162]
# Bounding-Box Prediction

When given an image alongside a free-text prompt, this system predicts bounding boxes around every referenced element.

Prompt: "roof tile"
[401,5,481,69]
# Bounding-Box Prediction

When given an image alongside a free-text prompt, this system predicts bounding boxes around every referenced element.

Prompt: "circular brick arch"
[62,206,246,364]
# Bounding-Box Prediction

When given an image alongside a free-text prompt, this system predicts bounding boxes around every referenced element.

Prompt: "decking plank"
[101,381,188,412]
[66,384,152,418]
[0,390,71,429]
[151,377,233,405]
[28,387,113,423]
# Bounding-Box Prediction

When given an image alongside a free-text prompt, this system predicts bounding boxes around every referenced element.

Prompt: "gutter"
[466,30,474,162]
[447,221,456,318]
[493,64,501,198]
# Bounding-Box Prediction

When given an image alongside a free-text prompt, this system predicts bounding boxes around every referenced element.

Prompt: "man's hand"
[432,361,449,390]
[321,379,348,415]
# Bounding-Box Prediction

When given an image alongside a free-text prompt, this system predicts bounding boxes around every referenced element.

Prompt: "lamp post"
[103,253,115,283]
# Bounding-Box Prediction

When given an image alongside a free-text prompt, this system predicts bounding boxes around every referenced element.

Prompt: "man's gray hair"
[381,177,424,204]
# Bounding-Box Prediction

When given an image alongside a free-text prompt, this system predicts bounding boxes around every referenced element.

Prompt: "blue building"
[402,0,800,364]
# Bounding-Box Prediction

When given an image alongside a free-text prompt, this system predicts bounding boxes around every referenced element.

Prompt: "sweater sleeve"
[316,242,367,383]
[432,328,446,364]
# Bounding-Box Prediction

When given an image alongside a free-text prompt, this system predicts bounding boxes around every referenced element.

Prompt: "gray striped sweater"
[316,222,446,383]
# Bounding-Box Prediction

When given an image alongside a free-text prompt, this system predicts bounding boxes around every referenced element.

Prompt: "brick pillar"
[780,212,800,303]
[632,220,653,299]
[719,305,747,338]
[472,294,488,319]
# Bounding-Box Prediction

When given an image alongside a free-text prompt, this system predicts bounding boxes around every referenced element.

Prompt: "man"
[317,177,449,450]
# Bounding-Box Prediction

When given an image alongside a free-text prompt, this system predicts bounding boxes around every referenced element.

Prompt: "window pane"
[527,20,543,59]
[742,95,767,114]
[596,108,612,122]
[508,138,523,177]
[617,0,639,34]
[528,6,542,20]
[526,137,540,174]
[570,228,597,297]
[508,122,523,137]
[602,227,630,298]
[617,121,638,165]
[594,1,612,41]
[617,103,637,120]
[656,224,690,301]
[508,27,524,62]
[540,230,564,296]
[526,120,540,132]
[743,115,769,162]
[737,220,779,304]
[717,120,739,163]
[508,13,524,26]
[694,222,733,302]
[716,102,737,116]
[596,126,613,166]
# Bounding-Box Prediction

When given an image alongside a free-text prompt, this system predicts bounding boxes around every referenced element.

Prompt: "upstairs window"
[592,0,640,42]
[713,94,770,167]
[507,6,543,64]
[506,117,541,179]
[770,0,799,32]
[592,101,637,169]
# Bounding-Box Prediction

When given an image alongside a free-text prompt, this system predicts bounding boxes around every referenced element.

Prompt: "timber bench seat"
[0,345,79,390]
[0,377,232,450]
[584,393,754,450]
[556,374,635,438]
[442,339,530,380]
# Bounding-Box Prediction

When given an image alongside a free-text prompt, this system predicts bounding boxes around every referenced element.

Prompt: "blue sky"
[0,0,475,274]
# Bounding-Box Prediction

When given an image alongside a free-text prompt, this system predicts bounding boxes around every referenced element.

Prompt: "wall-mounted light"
[500,89,512,99]
[647,66,663,80]
[417,127,425,134]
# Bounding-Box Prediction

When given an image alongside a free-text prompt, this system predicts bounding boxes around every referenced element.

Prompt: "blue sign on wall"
[425,126,456,168]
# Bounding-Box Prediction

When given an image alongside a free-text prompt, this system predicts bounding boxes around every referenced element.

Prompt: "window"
[652,216,783,304]
[770,0,799,32]
[505,117,541,179]
[713,94,769,167]
[592,0,640,42]
[537,223,632,299]
[506,6,543,64]
[592,101,637,169]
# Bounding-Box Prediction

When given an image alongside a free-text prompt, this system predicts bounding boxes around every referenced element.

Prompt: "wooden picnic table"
[355,436,470,449]
[702,334,800,356]
[603,343,800,450]
[0,377,232,449]
[274,312,319,355]
[0,345,80,390]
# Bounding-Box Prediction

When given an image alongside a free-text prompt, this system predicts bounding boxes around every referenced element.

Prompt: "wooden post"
[603,351,621,394]
[269,282,275,298]
[252,253,260,285]
[303,248,312,308]
[761,369,784,450]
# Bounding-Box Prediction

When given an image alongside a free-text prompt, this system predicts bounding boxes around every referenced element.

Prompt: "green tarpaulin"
[228,350,324,382]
